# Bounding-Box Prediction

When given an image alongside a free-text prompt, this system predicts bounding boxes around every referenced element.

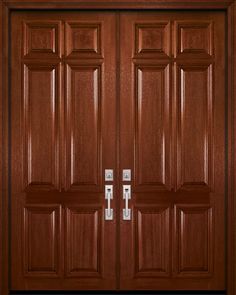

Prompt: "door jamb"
[1,1,235,294]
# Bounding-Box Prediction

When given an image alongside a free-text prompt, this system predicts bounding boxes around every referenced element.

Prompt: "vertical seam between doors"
[115,10,121,290]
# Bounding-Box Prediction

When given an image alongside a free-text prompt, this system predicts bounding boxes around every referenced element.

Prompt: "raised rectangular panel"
[176,64,213,191]
[65,207,101,277]
[135,64,170,190]
[175,21,213,57]
[23,205,61,277]
[135,206,170,277]
[23,65,59,191]
[65,22,101,58]
[66,65,102,191]
[174,205,213,277]
[24,21,61,57]
[135,22,170,58]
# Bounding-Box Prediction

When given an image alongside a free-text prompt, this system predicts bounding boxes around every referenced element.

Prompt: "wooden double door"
[11,10,225,291]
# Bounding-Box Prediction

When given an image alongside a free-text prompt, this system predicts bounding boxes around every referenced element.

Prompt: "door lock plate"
[123,169,131,181]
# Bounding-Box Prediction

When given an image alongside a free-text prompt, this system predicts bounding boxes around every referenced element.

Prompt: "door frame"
[0,0,236,294]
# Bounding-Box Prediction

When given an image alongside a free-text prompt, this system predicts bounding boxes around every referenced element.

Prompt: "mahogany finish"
[11,11,117,290]
[0,4,234,294]
[120,11,225,290]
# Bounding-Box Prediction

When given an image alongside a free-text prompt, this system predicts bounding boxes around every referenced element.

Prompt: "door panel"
[174,205,213,277]
[11,11,117,290]
[120,11,225,290]
[134,22,171,58]
[65,65,102,191]
[135,206,170,277]
[174,21,213,58]
[135,64,171,190]
[23,64,60,191]
[176,64,213,191]
[24,21,61,59]
[65,206,101,277]
[65,22,102,59]
[23,205,61,277]
[11,10,226,292]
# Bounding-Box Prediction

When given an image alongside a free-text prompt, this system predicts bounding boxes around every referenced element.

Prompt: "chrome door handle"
[105,185,113,220]
[123,185,131,220]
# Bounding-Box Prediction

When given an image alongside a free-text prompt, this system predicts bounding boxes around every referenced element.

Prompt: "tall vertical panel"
[135,65,170,190]
[23,65,59,191]
[66,65,101,191]
[176,64,213,191]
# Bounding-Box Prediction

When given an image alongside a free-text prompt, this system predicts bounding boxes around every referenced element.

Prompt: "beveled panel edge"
[134,22,171,58]
[65,64,102,192]
[174,20,214,58]
[22,63,60,192]
[65,206,102,278]
[23,204,61,277]
[173,204,213,277]
[134,62,171,192]
[65,22,102,59]
[176,63,214,192]
[134,205,171,278]
[23,20,62,58]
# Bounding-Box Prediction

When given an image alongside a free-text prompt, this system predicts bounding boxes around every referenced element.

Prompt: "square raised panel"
[66,22,101,58]
[24,21,61,57]
[135,23,170,58]
[175,21,213,57]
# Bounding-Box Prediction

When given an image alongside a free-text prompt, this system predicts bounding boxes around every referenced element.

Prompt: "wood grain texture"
[3,0,234,9]
[23,64,60,191]
[174,21,213,58]
[135,22,171,58]
[120,11,225,290]
[135,64,171,190]
[66,65,102,191]
[65,206,101,277]
[65,22,102,58]
[0,2,235,294]
[24,21,61,58]
[135,206,170,277]
[176,64,213,191]
[227,2,236,295]
[0,2,10,295]
[23,205,61,276]
[10,11,117,291]
[174,205,213,277]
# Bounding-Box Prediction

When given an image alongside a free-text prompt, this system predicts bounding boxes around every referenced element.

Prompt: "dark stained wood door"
[11,11,117,290]
[119,11,226,290]
[10,10,226,291]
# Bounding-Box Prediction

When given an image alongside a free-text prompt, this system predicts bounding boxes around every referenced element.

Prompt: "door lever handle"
[105,185,113,220]
[123,185,131,220]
